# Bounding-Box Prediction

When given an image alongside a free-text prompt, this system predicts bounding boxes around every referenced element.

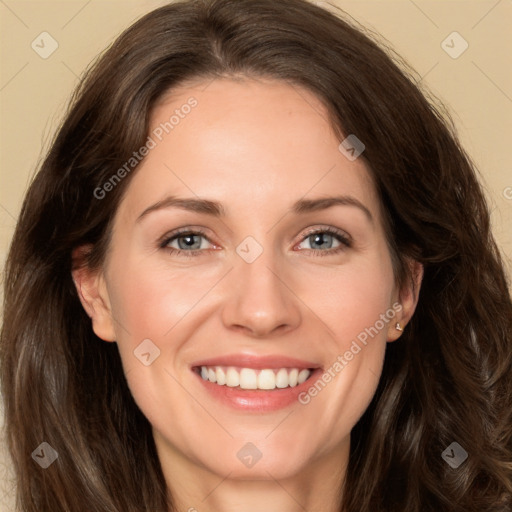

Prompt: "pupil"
[180,234,200,249]
[312,233,332,249]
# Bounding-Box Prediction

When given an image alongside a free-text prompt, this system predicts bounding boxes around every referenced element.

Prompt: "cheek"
[107,257,222,344]
[300,249,396,346]
[103,259,209,435]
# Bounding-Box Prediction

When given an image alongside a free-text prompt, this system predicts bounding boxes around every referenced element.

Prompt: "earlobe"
[71,245,117,342]
[387,258,424,342]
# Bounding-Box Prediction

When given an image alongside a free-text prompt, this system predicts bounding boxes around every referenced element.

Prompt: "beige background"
[1,0,511,509]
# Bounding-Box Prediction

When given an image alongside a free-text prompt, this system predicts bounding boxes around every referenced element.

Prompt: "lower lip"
[192,368,324,412]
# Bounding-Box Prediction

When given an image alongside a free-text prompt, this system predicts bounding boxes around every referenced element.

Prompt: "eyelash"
[159,226,352,258]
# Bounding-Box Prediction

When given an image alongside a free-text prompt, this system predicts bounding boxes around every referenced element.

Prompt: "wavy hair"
[1,0,511,510]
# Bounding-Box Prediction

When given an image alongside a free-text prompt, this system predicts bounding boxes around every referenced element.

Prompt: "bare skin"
[73,77,422,512]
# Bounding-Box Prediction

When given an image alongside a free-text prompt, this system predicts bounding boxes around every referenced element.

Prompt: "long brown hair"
[1,0,511,510]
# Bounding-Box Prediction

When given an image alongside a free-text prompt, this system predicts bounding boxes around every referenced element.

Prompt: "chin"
[195,436,313,481]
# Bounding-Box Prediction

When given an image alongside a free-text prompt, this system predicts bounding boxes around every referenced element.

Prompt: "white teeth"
[216,367,226,385]
[289,368,299,387]
[258,369,276,389]
[298,369,310,384]
[207,368,217,383]
[199,366,312,389]
[239,368,258,389]
[275,368,289,388]
[225,367,240,387]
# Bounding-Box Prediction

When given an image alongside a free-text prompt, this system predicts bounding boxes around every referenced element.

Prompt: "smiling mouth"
[194,365,314,390]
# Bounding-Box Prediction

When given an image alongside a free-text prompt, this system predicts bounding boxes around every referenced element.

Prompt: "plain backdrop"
[1,1,511,509]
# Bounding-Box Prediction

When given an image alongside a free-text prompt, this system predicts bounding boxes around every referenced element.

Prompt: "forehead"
[118,77,380,223]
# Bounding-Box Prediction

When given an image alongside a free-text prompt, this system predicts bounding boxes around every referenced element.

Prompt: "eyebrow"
[136,195,373,223]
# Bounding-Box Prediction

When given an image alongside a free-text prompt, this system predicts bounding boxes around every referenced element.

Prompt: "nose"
[221,248,302,338]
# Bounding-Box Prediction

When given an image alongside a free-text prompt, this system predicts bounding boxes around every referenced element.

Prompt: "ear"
[387,258,424,342]
[71,245,116,342]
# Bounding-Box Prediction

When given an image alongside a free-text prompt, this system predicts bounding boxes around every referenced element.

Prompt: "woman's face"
[77,78,418,484]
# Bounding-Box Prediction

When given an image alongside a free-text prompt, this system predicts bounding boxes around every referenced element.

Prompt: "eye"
[160,229,215,257]
[295,227,351,256]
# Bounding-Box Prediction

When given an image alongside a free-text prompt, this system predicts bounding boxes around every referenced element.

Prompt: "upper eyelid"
[300,226,351,243]
[159,227,216,247]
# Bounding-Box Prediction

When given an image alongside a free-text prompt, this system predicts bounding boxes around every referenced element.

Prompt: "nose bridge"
[221,237,301,336]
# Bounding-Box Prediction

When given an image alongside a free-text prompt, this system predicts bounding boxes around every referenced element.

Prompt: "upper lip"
[191,354,322,370]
